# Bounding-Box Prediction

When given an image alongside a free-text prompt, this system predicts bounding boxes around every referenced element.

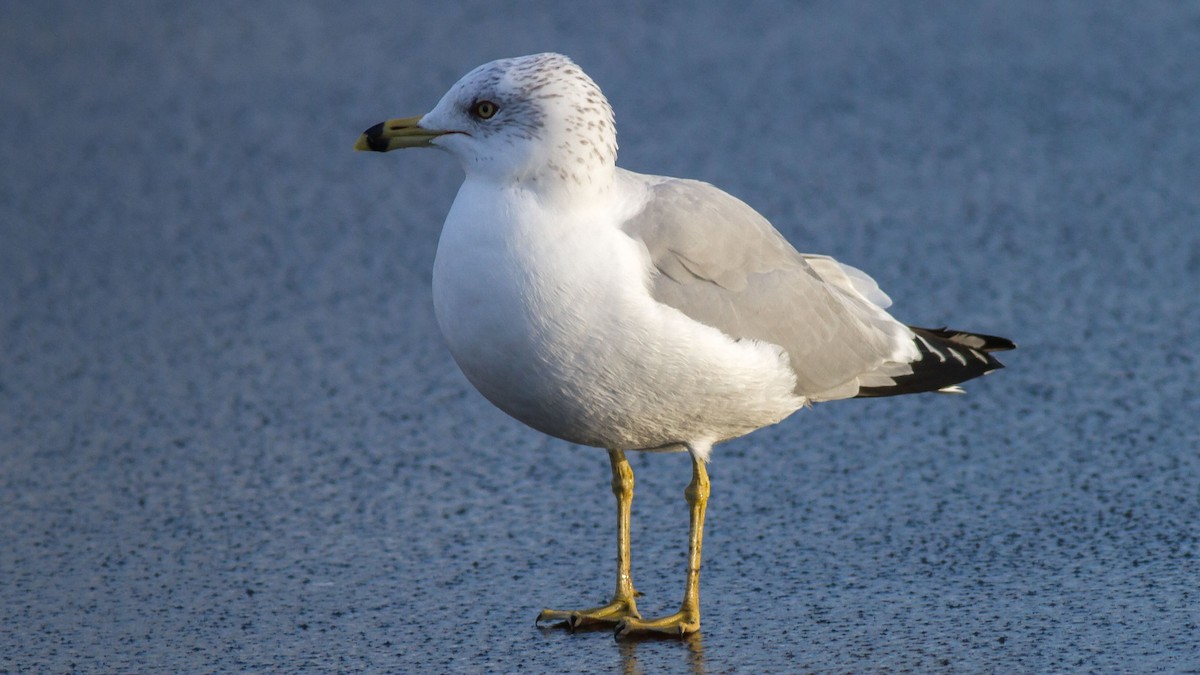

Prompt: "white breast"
[431,179,804,452]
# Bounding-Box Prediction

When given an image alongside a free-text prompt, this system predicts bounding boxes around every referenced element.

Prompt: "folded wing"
[620,173,1011,402]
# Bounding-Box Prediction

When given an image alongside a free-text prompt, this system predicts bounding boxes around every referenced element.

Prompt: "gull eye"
[470,100,499,120]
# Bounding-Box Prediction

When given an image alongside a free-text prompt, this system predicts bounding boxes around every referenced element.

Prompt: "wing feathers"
[620,174,912,398]
[618,171,1013,402]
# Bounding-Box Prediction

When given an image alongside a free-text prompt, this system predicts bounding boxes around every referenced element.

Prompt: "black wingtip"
[915,326,1016,353]
[855,325,1014,398]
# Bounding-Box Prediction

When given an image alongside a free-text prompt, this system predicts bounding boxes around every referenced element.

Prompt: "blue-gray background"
[3,2,1198,672]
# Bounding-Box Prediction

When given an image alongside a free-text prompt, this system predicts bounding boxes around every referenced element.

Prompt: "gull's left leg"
[616,448,710,637]
[537,448,642,629]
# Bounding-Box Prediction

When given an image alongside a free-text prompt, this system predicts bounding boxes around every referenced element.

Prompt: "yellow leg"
[537,449,642,629]
[616,452,709,637]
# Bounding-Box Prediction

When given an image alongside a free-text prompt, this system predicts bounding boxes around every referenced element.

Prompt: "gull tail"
[855,326,1016,398]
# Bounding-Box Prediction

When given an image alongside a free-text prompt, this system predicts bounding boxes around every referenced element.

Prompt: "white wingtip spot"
[915,335,945,362]
[946,347,968,366]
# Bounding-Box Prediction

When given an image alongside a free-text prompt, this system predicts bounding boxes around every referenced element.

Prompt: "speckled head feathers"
[421,53,618,186]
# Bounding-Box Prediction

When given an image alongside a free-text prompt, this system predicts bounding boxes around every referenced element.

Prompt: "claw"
[536,609,567,628]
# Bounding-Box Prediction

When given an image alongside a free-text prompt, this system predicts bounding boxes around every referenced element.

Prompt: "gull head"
[356,53,617,187]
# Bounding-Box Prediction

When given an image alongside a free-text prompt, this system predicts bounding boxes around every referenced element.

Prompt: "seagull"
[355,53,1013,637]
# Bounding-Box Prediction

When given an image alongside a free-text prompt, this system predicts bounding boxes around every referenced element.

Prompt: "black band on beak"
[360,122,391,152]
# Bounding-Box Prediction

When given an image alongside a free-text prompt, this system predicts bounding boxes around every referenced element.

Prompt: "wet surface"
[3,2,1199,672]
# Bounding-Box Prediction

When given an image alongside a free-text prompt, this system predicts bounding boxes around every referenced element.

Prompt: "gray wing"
[620,173,915,401]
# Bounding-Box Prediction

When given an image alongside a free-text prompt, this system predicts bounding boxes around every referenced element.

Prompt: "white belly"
[431,182,803,452]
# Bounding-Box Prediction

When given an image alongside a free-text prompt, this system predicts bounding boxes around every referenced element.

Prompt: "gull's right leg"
[537,448,642,629]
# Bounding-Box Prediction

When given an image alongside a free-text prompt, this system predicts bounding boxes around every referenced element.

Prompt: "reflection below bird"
[355,53,1013,637]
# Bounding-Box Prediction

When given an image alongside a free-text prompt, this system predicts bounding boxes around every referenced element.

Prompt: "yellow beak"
[354,115,447,152]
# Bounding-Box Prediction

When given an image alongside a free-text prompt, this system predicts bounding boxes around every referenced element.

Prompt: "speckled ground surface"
[3,2,1199,672]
